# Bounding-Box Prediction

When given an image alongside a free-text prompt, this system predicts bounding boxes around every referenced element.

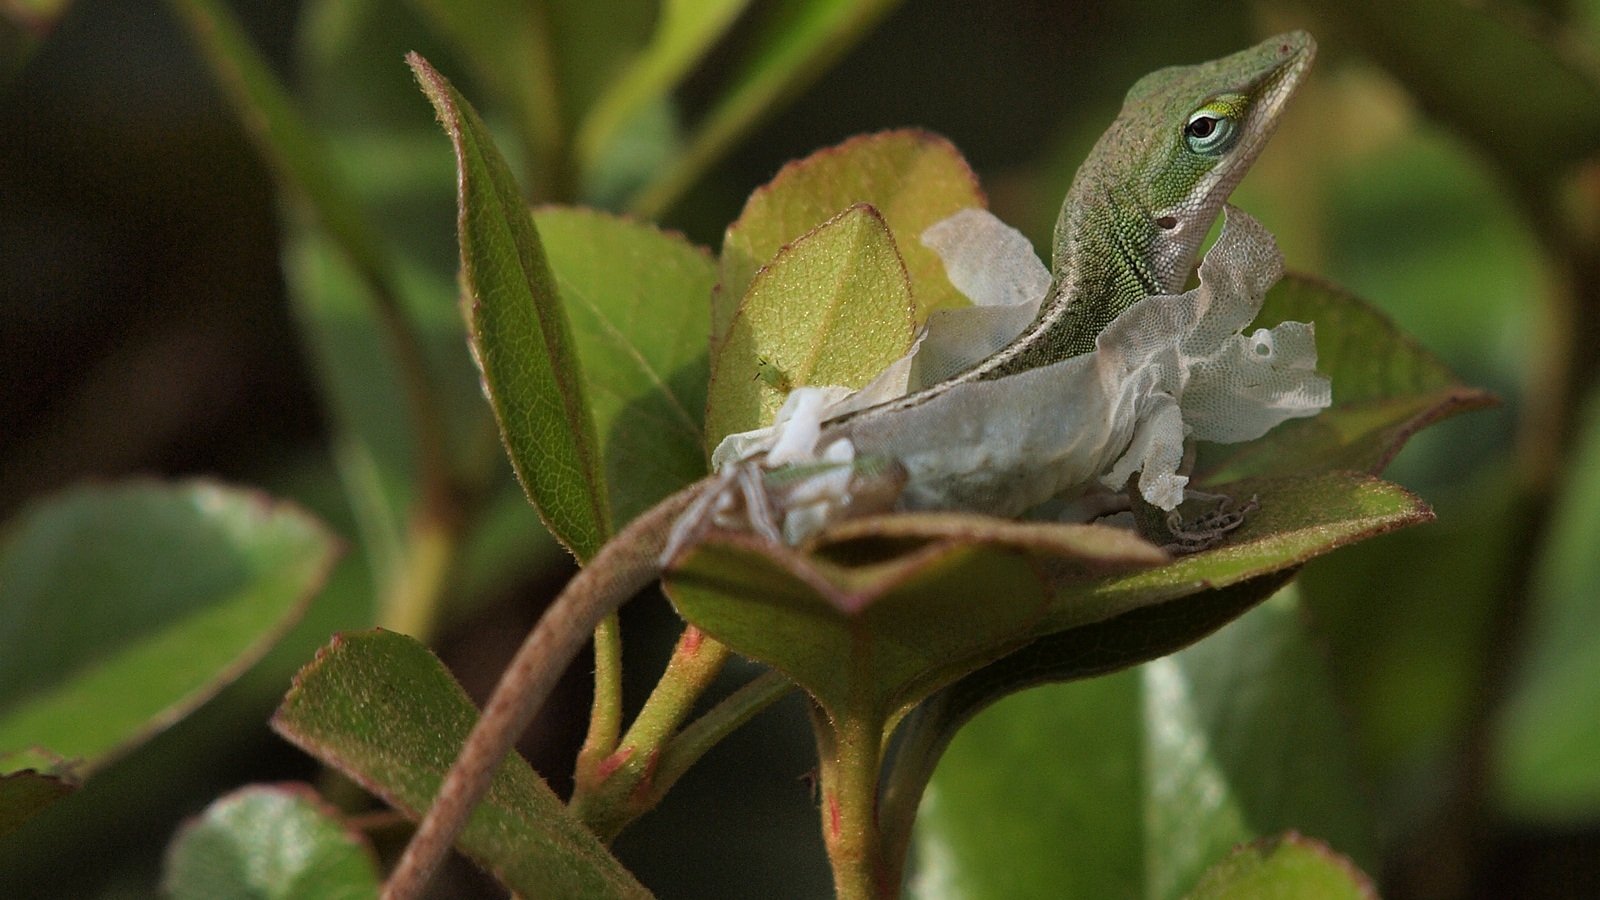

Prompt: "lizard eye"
[1184,110,1237,154]
[1183,94,1247,155]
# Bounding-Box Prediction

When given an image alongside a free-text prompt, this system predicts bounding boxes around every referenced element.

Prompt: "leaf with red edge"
[1186,832,1378,900]
[411,54,610,559]
[1196,274,1494,483]
[713,129,986,345]
[706,203,917,448]
[272,629,649,899]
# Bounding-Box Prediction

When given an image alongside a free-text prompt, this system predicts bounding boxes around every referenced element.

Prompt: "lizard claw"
[1161,493,1259,554]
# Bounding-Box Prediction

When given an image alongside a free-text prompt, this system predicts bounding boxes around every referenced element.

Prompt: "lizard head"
[1055,31,1316,294]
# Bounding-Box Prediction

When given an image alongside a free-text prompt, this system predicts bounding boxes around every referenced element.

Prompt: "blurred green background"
[3,0,1599,896]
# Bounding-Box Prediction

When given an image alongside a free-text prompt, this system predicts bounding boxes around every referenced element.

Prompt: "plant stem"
[653,667,793,796]
[814,702,890,900]
[576,613,625,778]
[381,510,458,641]
[571,627,731,840]
[626,0,903,219]
[876,697,954,889]
[382,480,707,900]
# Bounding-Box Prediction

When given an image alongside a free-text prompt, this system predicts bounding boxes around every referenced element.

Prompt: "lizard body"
[830,30,1314,432]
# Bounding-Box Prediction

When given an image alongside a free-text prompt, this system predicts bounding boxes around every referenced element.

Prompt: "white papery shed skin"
[698,206,1330,545]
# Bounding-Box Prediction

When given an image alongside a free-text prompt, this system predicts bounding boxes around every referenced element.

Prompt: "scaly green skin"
[850,32,1316,409]
[1017,30,1317,366]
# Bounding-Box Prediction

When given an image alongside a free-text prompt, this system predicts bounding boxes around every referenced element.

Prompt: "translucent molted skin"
[694,207,1329,547]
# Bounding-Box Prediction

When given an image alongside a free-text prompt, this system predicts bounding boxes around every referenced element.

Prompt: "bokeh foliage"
[2,0,1597,896]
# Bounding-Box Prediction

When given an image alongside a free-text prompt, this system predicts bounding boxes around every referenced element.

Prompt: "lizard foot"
[1161,493,1259,554]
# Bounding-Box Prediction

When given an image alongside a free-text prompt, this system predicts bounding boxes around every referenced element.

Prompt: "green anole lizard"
[384,31,1317,898]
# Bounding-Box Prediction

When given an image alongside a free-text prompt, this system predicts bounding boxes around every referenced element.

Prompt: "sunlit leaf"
[668,520,1162,720]
[412,55,610,559]
[712,130,985,346]
[163,784,381,900]
[706,203,917,447]
[273,630,650,898]
[0,481,337,775]
[1186,833,1377,900]
[534,207,715,524]
[671,468,1426,733]
[1057,472,1432,629]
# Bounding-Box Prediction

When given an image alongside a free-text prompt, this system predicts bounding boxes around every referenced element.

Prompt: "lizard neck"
[946,177,1174,383]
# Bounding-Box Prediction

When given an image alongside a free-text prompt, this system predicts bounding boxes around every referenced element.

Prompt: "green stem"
[626,0,903,219]
[575,613,625,778]
[654,667,793,794]
[571,627,732,840]
[876,697,955,889]
[381,510,458,641]
[384,481,706,899]
[814,702,890,900]
[172,0,468,623]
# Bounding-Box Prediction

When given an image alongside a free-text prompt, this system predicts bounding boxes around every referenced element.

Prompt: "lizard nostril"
[1156,216,1178,230]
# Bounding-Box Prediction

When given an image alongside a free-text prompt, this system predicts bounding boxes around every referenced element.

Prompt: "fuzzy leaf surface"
[413,56,610,558]
[534,207,715,524]
[712,130,984,345]
[272,630,648,898]
[706,203,917,447]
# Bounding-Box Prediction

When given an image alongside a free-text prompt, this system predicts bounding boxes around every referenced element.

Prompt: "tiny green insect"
[753,356,793,393]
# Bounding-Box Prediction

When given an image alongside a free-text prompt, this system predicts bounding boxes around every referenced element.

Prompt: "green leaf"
[1196,274,1495,483]
[1185,833,1377,900]
[163,784,381,900]
[630,0,906,217]
[1056,472,1433,629]
[1304,0,1600,180]
[667,520,1162,721]
[669,471,1427,729]
[0,481,336,776]
[911,591,1377,900]
[0,770,75,842]
[272,629,649,898]
[1495,394,1600,821]
[712,130,985,347]
[908,669,1143,899]
[705,203,917,447]
[1297,471,1512,812]
[412,55,610,559]
[575,0,753,179]
[533,207,715,524]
